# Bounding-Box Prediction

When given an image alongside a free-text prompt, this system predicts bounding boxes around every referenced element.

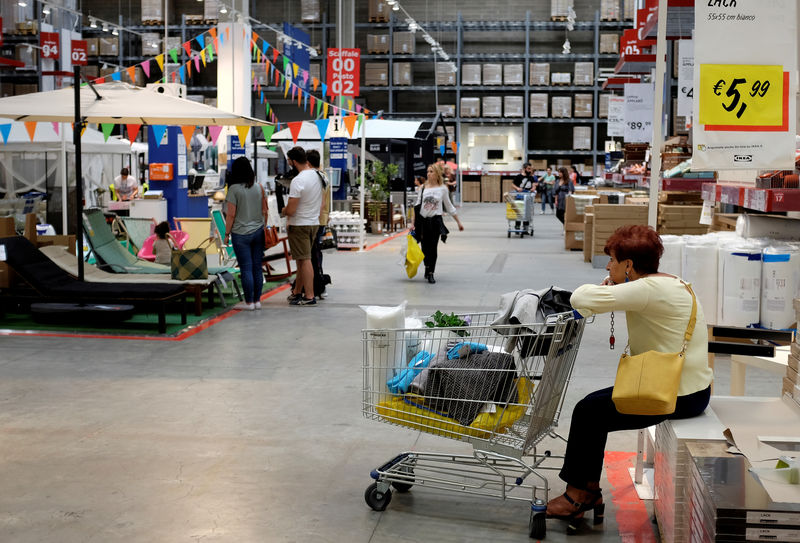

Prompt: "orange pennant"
[126,65,137,84]
[450,141,458,154]
[312,77,319,91]
[287,121,303,144]
[343,115,357,138]
[208,28,217,40]
[24,121,37,141]
[252,32,261,42]
[186,60,192,78]
[225,27,230,41]
[181,126,195,149]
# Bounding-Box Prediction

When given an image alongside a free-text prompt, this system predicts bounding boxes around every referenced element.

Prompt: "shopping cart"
[362,311,586,539]
[505,192,535,238]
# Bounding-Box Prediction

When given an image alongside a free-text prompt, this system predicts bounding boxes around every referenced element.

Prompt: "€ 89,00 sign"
[699,64,788,131]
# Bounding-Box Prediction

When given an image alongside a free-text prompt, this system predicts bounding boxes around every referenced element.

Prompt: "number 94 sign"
[699,64,788,131]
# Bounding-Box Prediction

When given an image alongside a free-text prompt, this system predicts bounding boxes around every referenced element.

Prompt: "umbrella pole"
[74,66,84,282]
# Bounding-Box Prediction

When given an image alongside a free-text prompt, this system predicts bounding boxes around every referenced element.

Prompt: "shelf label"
[71,39,88,66]
[40,32,59,59]
[326,48,360,98]
[607,96,625,137]
[699,64,786,130]
[623,82,654,143]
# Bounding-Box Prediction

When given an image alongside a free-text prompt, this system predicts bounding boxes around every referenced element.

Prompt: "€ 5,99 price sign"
[698,64,788,132]
[326,48,360,97]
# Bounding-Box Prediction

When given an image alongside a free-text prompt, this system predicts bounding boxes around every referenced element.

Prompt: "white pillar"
[647,0,668,228]
[217,22,252,160]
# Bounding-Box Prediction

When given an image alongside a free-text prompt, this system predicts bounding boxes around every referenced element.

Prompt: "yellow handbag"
[611,282,698,416]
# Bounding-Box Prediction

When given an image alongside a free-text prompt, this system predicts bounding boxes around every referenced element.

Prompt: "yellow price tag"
[699,64,785,130]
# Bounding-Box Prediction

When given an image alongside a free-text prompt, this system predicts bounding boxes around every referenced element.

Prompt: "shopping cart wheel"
[391,467,414,492]
[364,482,392,511]
[528,510,546,539]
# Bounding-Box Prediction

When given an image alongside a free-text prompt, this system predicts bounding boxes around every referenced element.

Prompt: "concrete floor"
[0,204,783,542]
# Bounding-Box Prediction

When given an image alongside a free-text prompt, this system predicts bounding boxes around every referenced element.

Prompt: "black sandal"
[547,489,604,535]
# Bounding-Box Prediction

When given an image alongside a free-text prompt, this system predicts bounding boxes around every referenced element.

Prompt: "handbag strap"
[679,281,698,355]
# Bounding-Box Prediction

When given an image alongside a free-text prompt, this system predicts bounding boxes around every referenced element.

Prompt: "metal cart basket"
[361,311,586,539]
[504,192,535,238]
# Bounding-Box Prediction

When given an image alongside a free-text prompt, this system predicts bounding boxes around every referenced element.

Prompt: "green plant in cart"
[425,311,470,337]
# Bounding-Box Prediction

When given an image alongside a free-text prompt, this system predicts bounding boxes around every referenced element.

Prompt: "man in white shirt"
[281,146,323,306]
[114,167,138,201]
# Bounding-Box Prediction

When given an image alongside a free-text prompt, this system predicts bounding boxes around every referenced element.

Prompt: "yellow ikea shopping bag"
[405,235,425,278]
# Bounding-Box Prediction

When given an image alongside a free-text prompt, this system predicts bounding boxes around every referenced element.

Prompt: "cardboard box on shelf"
[530,159,547,170]
[300,0,321,22]
[462,64,482,85]
[623,0,636,19]
[463,181,480,202]
[141,33,161,56]
[551,72,571,85]
[574,94,593,118]
[437,104,455,117]
[203,0,220,21]
[367,34,389,54]
[483,64,502,86]
[393,62,412,86]
[599,94,610,118]
[503,64,524,85]
[600,0,620,20]
[574,62,594,86]
[460,97,480,118]
[481,174,501,203]
[436,65,456,85]
[393,32,415,54]
[141,0,167,22]
[551,0,574,18]
[368,0,389,22]
[592,204,648,257]
[483,96,502,118]
[85,38,100,56]
[551,96,572,118]
[600,33,619,54]
[364,62,388,86]
[99,37,119,56]
[530,63,550,86]
[573,126,591,150]
[14,83,38,95]
[584,212,594,262]
[530,94,548,118]
[504,96,523,118]
[0,83,14,98]
[566,194,599,222]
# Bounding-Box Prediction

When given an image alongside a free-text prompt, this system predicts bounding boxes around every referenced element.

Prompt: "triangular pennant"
[151,125,168,147]
[171,71,177,83]
[51,122,59,135]
[81,124,87,137]
[213,37,220,54]
[181,125,195,148]
[323,103,329,118]
[310,96,316,115]
[265,101,270,116]
[101,123,114,141]
[287,121,303,144]
[200,49,207,67]
[314,119,329,142]
[156,54,164,73]
[225,27,230,41]
[347,99,353,111]
[450,141,458,154]
[292,63,299,78]
[179,65,186,84]
[252,41,258,61]
[355,104,362,113]
[142,60,151,78]
[263,41,271,53]
[312,77,319,91]
[0,123,11,145]
[235,125,249,147]
[126,124,141,143]
[193,55,200,72]
[302,69,309,85]
[343,115,356,138]
[111,72,121,81]
[321,82,328,97]
[195,35,205,49]
[261,125,275,145]
[207,43,214,62]
[208,27,217,40]
[208,126,223,146]
[272,48,280,64]
[298,86,302,107]
[252,31,261,43]
[333,106,339,117]
[439,144,446,157]
[126,65,137,84]
[357,114,364,133]
[169,48,179,64]
[182,42,192,57]
[260,90,264,104]
[219,31,224,48]
[274,67,280,87]
[186,59,192,78]
[316,98,322,118]
[283,80,290,98]
[95,77,105,84]
[340,96,345,108]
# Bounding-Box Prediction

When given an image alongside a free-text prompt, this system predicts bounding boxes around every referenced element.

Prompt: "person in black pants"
[547,225,712,534]
[553,166,574,224]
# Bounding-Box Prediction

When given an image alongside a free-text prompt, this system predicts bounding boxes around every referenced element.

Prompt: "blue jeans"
[231,228,264,303]
[540,188,554,212]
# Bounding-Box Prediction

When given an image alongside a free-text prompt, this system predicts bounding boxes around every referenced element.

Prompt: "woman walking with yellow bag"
[546,225,712,534]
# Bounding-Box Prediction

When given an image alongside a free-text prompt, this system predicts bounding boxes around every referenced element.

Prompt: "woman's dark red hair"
[604,224,663,274]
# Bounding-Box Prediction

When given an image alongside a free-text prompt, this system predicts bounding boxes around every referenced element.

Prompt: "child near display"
[152,221,175,266]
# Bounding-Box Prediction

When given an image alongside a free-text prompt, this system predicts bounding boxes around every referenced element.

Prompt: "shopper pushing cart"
[505,191,535,238]
[361,299,586,540]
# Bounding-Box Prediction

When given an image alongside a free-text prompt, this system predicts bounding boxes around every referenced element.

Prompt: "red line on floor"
[604,450,657,542]
[365,229,409,251]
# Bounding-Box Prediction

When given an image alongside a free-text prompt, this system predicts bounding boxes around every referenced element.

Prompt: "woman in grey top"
[224,157,268,311]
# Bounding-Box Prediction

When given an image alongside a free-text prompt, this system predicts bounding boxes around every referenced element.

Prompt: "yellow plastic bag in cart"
[376,378,533,440]
[405,235,425,279]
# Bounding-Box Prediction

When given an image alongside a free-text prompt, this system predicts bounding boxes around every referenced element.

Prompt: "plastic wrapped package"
[760,245,800,329]
[717,241,763,327]
[660,235,684,278]
[362,302,407,402]
[682,236,719,324]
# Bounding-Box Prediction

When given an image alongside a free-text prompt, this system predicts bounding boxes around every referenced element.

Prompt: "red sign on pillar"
[71,40,88,65]
[40,32,60,59]
[326,48,360,97]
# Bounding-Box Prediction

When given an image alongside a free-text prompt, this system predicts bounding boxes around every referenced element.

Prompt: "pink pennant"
[302,70,309,85]
[141,59,151,78]
[193,55,200,72]
[51,122,59,135]
[208,126,223,146]
[356,104,362,113]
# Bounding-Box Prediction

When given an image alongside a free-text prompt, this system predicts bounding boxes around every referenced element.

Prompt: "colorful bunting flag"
[51,122,59,135]
[450,141,458,154]
[323,103,329,118]
[314,119,329,142]
[439,144,446,157]
[347,99,353,111]
[235,125,249,147]
[200,50,207,67]
[302,70,309,85]
[151,125,168,147]
[272,48,279,64]
[287,121,303,144]
[182,42,192,57]
[208,126,223,146]
[169,48,178,64]
[0,123,11,145]
[310,96,316,116]
[261,125,275,145]
[142,60,151,78]
[126,124,141,143]
[126,66,137,83]
[343,115,356,138]
[316,98,322,118]
[156,54,164,73]
[186,59,192,78]
[292,63,299,78]
[321,82,327,97]
[193,55,200,72]
[312,77,319,91]
[357,114,364,133]
[181,126,195,148]
[196,35,205,49]
[101,123,114,142]
[207,44,214,62]
[111,72,121,81]
[179,65,186,84]
[209,27,217,40]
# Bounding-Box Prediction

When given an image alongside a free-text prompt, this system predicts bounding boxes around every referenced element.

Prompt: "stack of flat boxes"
[600,33,619,54]
[300,0,321,22]
[623,0,636,19]
[551,72,571,85]
[367,34,389,53]
[565,195,598,250]
[573,62,594,86]
[654,411,727,543]
[99,37,119,56]
[368,0,389,22]
[592,204,648,261]
[462,181,480,202]
[598,94,610,118]
[483,64,502,86]
[462,64,482,85]
[460,97,480,118]
[393,63,412,86]
[530,94,548,117]
[574,94,593,118]
[786,301,800,407]
[503,64,523,86]
[658,204,707,235]
[573,127,591,150]
[437,104,455,117]
[529,63,550,86]
[364,63,388,86]
[552,96,572,118]
[550,0,574,18]
[481,175,501,203]
[141,33,160,56]
[141,0,168,22]
[483,97,502,118]
[504,96,523,118]
[393,32,415,54]
[204,0,220,21]
[600,0,621,20]
[436,65,456,86]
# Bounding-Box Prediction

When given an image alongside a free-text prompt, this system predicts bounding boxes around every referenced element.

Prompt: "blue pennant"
[195,35,205,49]
[151,125,168,147]
[314,119,329,142]
[0,123,11,145]
[111,72,121,81]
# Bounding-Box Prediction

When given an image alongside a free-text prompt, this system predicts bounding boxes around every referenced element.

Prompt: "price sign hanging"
[699,64,787,131]
[40,32,60,59]
[623,82,654,143]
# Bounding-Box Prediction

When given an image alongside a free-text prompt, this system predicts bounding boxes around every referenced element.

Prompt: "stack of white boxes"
[551,96,572,118]
[573,94,593,118]
[600,0,620,20]
[600,33,619,54]
[503,64,523,85]
[141,0,168,23]
[573,62,594,86]
[461,64,482,85]
[482,64,502,86]
[551,72,571,85]
[204,0,220,21]
[550,0,574,18]
[393,63,412,85]
[572,127,591,150]
[529,63,550,86]
[436,66,456,85]
[482,96,502,117]
[460,97,480,117]
[530,94,548,117]
[504,96,523,118]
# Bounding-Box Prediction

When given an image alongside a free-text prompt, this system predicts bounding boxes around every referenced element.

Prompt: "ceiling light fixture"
[90,18,97,28]
[18,1,27,6]
[219,5,227,13]
[111,27,118,36]
[42,6,50,14]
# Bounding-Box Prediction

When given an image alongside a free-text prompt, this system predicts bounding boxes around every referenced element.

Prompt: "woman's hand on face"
[601,276,615,286]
